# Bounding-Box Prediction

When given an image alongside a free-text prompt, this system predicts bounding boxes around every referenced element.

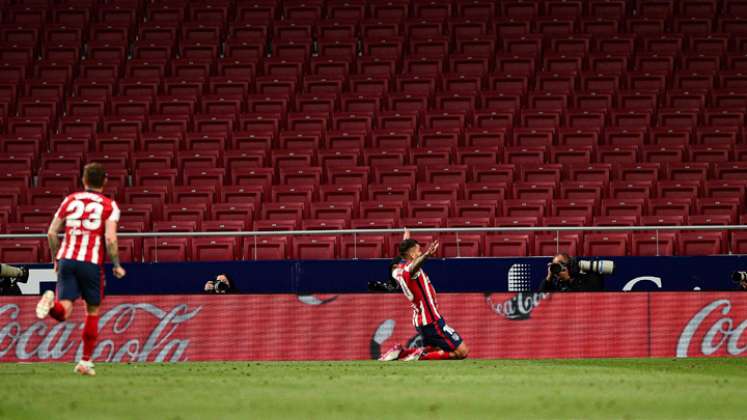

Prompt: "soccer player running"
[380,231,469,361]
[36,163,126,376]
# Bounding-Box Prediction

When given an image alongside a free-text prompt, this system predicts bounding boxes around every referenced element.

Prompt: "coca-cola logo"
[485,292,551,320]
[0,303,201,362]
[622,276,662,291]
[676,299,747,358]
[297,294,338,305]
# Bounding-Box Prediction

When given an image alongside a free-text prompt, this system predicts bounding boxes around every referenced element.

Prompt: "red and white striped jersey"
[392,259,442,327]
[53,191,120,265]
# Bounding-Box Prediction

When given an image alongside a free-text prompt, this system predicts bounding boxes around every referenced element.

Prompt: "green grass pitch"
[2,359,746,420]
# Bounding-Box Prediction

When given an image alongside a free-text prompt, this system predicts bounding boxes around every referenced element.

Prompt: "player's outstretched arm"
[105,220,126,279]
[408,240,439,273]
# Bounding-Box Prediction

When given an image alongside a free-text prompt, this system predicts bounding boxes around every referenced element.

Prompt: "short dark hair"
[83,163,107,189]
[217,273,231,285]
[398,239,420,257]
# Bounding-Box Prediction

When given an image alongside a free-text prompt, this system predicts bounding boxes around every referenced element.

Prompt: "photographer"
[0,264,29,296]
[539,254,609,292]
[204,273,234,294]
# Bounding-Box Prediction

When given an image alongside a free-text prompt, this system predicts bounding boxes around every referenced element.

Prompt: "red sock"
[49,302,66,322]
[420,350,452,361]
[81,314,99,362]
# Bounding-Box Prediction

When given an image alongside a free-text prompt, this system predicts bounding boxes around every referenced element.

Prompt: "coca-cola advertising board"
[0,293,745,362]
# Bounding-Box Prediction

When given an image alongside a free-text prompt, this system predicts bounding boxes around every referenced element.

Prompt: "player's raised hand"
[113,265,126,279]
[426,240,439,256]
[403,227,411,240]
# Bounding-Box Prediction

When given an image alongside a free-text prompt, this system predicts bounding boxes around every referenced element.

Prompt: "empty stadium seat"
[732,232,747,255]
[534,233,581,256]
[0,239,43,263]
[341,235,387,259]
[678,232,727,256]
[583,233,630,256]
[292,236,338,259]
[191,238,239,262]
[439,234,483,257]
[485,234,531,257]
[143,238,190,262]
[632,232,678,256]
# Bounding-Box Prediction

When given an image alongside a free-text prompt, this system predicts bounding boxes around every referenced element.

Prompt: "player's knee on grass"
[452,343,469,359]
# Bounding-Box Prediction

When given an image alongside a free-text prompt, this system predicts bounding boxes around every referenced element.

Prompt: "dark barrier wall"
[29,256,747,294]
[18,256,747,295]
[1,293,745,362]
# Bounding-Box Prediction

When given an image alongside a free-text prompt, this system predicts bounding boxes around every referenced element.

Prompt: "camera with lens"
[213,279,229,293]
[550,258,615,277]
[206,274,232,294]
[370,257,404,293]
[731,271,747,284]
[549,262,566,276]
[368,279,401,292]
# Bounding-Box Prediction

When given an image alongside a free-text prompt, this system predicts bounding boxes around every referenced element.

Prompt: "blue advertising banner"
[20,256,747,295]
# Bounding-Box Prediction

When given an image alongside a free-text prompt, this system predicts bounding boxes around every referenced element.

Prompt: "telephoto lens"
[578,260,615,275]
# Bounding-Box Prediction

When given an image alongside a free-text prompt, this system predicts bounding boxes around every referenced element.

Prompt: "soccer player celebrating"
[36,163,126,376]
[380,235,469,361]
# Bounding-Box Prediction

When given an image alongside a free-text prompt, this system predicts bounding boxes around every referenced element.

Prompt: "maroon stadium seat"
[632,232,677,256]
[242,236,287,260]
[534,233,581,256]
[292,236,338,259]
[0,239,43,263]
[143,238,190,262]
[341,235,387,259]
[485,234,531,257]
[583,233,630,256]
[191,238,239,262]
[732,232,747,255]
[439,234,483,257]
[678,232,727,256]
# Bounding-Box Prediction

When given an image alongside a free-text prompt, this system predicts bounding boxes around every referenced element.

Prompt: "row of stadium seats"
[5,147,747,170]
[2,3,747,31]
[7,49,747,78]
[3,0,747,22]
[6,95,747,121]
[8,28,747,56]
[8,92,747,118]
[3,162,747,203]
[2,230,746,263]
[6,108,747,133]
[3,197,745,227]
[1,0,743,24]
[3,127,747,153]
[3,178,746,203]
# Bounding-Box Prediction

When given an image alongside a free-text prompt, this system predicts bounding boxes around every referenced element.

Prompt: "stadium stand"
[0,0,745,261]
